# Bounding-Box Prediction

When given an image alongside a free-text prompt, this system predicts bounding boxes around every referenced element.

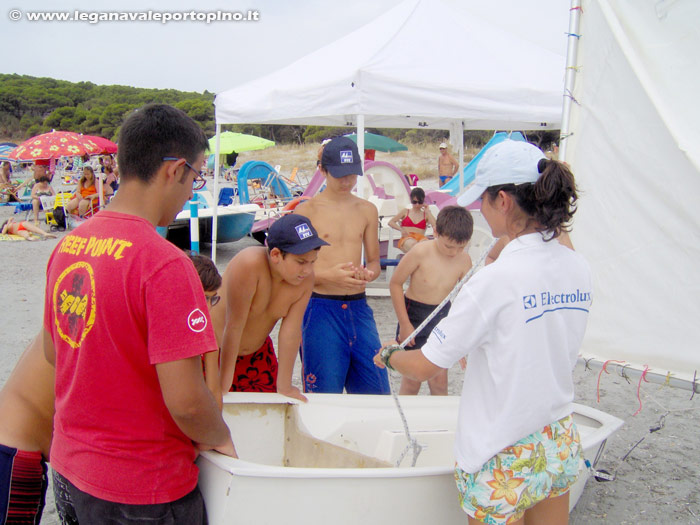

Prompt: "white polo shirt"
[422,233,592,473]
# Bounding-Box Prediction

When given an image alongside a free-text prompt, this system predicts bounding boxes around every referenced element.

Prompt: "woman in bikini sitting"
[388,187,437,253]
[1,217,56,240]
[65,166,112,217]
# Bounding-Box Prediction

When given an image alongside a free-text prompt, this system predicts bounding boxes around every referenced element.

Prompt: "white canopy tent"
[215,0,566,131]
[212,0,569,257]
[565,0,700,389]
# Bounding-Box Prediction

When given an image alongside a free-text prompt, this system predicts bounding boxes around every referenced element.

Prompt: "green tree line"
[0,74,557,148]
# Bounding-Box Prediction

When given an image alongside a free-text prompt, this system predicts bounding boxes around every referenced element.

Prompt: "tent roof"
[215,0,567,130]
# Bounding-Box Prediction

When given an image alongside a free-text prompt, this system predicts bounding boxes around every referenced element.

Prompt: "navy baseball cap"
[267,214,329,254]
[321,137,363,178]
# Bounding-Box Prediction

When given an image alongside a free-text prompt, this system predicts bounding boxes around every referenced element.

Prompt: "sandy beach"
[1,203,698,524]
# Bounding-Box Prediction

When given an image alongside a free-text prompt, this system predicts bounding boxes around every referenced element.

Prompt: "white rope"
[389,237,500,467]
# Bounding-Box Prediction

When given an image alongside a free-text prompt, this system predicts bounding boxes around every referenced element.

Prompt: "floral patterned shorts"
[454,414,582,524]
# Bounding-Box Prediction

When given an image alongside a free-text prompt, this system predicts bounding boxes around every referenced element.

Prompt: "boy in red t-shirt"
[43,104,235,524]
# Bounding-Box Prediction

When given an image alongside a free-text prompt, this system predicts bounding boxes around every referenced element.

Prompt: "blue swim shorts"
[301,292,389,394]
[454,414,582,524]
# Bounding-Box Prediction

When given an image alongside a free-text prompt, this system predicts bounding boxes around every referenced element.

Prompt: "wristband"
[380,344,402,371]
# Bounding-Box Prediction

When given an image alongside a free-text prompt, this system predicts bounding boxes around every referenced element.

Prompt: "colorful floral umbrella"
[0,143,17,162]
[8,131,101,161]
[81,135,118,155]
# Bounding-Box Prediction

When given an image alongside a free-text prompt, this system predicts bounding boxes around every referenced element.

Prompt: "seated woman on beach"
[388,187,437,253]
[30,173,55,224]
[65,166,112,217]
[1,217,56,240]
[104,165,119,192]
[0,161,20,202]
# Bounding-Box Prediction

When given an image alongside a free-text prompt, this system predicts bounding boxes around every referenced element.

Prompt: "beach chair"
[44,192,72,230]
[39,195,56,225]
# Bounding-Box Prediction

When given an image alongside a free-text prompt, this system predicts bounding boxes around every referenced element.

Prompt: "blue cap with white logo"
[267,214,329,254]
[321,136,363,178]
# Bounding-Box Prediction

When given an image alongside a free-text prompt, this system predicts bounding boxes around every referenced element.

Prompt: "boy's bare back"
[295,193,379,295]
[399,240,472,305]
[0,335,55,458]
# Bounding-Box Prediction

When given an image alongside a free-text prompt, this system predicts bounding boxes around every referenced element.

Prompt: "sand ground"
[1,203,698,524]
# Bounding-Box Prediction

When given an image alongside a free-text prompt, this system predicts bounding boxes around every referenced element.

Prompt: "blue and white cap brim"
[457,183,487,207]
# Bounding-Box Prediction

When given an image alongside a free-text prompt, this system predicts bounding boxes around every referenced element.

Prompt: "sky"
[1,0,406,93]
[1,0,569,95]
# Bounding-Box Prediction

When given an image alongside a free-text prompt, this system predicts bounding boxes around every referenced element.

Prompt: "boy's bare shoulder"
[357,196,379,215]
[224,246,269,275]
[401,239,434,267]
[294,198,316,216]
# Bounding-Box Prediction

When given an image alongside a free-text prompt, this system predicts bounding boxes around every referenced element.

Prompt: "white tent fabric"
[566,0,700,380]
[215,0,567,130]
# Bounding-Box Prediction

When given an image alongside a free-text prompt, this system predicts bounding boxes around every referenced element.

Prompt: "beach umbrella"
[0,143,17,162]
[8,130,100,161]
[207,131,275,155]
[344,132,408,153]
[81,135,118,154]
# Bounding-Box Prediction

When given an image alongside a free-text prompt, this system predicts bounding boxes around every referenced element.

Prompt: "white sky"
[1,0,406,93]
[1,0,569,95]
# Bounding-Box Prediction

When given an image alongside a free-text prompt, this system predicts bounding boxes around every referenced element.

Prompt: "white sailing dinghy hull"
[198,393,623,524]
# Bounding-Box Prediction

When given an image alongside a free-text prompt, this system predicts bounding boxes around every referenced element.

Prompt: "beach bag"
[53,206,66,230]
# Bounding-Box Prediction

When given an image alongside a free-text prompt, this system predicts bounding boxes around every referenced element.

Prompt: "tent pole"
[577,357,700,395]
[459,121,465,193]
[212,123,221,264]
[357,114,365,164]
[559,0,582,161]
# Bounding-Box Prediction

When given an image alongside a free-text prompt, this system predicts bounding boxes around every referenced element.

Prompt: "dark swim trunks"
[229,336,278,392]
[395,296,451,349]
[0,443,48,525]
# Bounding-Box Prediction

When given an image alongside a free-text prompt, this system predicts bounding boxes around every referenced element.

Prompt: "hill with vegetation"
[0,74,556,148]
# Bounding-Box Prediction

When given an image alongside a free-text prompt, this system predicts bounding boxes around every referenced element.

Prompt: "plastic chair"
[39,195,56,225]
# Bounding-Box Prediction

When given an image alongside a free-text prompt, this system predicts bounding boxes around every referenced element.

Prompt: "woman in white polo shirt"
[375,139,591,525]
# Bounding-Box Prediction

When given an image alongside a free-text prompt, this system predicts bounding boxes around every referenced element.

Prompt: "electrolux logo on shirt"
[523,289,591,323]
[431,326,447,344]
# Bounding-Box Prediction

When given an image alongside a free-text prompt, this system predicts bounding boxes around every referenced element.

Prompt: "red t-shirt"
[44,211,217,504]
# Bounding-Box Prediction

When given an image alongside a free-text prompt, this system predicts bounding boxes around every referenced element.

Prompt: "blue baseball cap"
[321,136,363,178]
[267,214,329,254]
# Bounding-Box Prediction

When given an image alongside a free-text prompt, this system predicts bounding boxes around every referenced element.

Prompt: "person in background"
[65,166,112,217]
[438,142,459,187]
[104,165,119,192]
[376,140,589,524]
[30,160,56,224]
[1,217,57,240]
[388,187,437,253]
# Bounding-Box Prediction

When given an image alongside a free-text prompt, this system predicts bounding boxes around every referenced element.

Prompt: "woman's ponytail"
[532,158,578,240]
